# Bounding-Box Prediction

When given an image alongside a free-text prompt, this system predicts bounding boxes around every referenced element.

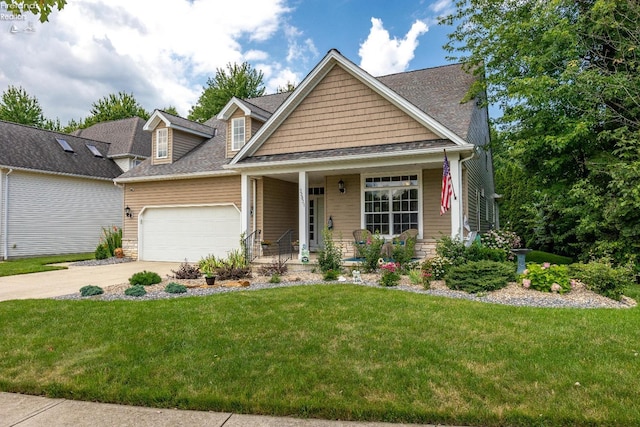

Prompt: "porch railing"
[243,229,262,263]
[276,229,296,266]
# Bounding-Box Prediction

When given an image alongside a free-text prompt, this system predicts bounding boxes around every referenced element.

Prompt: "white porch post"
[298,171,309,259]
[448,153,463,239]
[240,173,251,236]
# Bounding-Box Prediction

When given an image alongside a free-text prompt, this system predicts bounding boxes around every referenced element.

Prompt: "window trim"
[360,171,423,238]
[156,128,168,159]
[231,117,245,151]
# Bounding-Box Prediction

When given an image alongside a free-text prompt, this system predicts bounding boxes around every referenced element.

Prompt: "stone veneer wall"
[123,239,138,260]
[338,239,437,261]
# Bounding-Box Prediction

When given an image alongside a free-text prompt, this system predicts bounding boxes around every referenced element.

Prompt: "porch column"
[240,173,251,236]
[298,171,309,260]
[448,153,463,239]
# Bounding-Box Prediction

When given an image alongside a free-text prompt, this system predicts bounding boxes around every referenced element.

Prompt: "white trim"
[360,170,423,239]
[298,171,308,259]
[231,117,245,151]
[217,97,271,122]
[144,110,214,138]
[0,164,116,182]
[115,169,237,184]
[230,49,468,165]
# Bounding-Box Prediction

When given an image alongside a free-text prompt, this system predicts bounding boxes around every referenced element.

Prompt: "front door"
[309,189,325,251]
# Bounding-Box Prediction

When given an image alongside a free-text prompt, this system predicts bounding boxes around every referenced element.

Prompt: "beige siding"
[422,168,450,239]
[261,177,297,243]
[123,176,241,241]
[254,65,440,157]
[172,129,205,161]
[325,175,360,238]
[151,124,172,165]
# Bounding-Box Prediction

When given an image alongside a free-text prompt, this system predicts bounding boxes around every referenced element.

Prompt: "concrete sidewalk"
[0,393,450,427]
[0,261,178,301]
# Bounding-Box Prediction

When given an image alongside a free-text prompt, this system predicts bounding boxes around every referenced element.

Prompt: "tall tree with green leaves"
[0,85,44,127]
[442,0,640,263]
[3,0,66,22]
[188,62,265,123]
[82,92,150,128]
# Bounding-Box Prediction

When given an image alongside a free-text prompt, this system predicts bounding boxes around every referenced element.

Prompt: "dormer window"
[156,128,168,158]
[231,117,245,151]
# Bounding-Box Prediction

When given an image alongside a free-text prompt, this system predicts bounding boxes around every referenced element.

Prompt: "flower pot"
[205,276,216,286]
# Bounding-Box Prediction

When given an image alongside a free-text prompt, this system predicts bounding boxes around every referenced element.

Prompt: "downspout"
[458,147,478,239]
[3,169,13,260]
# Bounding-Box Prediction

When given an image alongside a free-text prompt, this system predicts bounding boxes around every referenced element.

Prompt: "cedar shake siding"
[122,175,241,244]
[253,65,440,157]
[325,174,360,238]
[260,177,298,244]
[422,168,451,239]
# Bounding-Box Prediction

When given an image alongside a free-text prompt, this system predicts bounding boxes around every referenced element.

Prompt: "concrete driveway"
[0,261,179,302]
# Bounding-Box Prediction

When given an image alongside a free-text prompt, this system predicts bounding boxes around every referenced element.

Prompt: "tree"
[0,85,44,126]
[277,81,297,93]
[161,105,179,116]
[3,0,66,22]
[82,92,150,128]
[188,62,265,123]
[442,0,640,264]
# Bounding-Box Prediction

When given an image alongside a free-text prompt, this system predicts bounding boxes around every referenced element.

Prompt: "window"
[231,117,245,151]
[156,128,168,158]
[86,144,103,158]
[55,138,74,153]
[364,174,419,236]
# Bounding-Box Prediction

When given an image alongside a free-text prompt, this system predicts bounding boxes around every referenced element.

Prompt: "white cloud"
[358,17,429,76]
[0,0,292,122]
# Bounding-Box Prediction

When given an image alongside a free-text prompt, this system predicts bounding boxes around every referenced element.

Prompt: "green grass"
[0,285,639,426]
[525,250,573,265]
[0,253,93,277]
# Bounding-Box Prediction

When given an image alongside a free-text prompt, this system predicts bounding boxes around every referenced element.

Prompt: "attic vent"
[55,138,74,153]
[86,144,103,158]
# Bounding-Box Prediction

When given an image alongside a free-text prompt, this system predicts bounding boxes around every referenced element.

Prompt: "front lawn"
[0,253,93,277]
[0,285,638,426]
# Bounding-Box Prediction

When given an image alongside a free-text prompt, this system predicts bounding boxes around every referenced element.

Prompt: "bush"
[445,261,516,293]
[569,262,634,301]
[124,285,146,297]
[391,237,417,271]
[318,227,343,273]
[199,251,251,280]
[98,226,122,258]
[422,256,452,280]
[129,270,162,286]
[481,228,521,260]
[269,273,281,284]
[436,236,468,266]
[172,261,200,279]
[521,263,570,293]
[79,285,103,297]
[356,232,385,273]
[94,244,109,260]
[323,269,339,281]
[259,260,288,276]
[526,250,573,265]
[379,262,401,287]
[165,282,187,294]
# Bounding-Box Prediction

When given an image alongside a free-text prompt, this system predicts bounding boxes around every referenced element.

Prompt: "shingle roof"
[0,120,124,179]
[155,110,216,137]
[72,116,150,158]
[244,92,292,115]
[377,63,477,139]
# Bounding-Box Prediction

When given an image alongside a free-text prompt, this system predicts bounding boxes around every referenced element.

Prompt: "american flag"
[440,152,454,215]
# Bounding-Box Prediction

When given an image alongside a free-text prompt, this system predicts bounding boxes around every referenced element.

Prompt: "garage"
[139,205,241,262]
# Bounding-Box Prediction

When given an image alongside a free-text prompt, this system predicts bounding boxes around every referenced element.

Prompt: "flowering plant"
[379,261,400,287]
[481,229,522,260]
[520,262,571,293]
[421,256,452,280]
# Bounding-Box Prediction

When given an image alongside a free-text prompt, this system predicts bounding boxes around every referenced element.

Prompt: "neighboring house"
[0,120,124,259]
[115,49,497,263]
[72,117,151,172]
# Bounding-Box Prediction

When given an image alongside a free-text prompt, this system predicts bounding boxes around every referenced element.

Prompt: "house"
[115,49,497,263]
[72,116,151,172]
[0,120,124,259]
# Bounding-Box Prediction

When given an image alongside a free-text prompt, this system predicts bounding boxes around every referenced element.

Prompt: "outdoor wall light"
[125,206,133,218]
[338,179,346,194]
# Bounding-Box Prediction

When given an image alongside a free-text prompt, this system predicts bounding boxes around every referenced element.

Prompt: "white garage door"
[140,205,241,262]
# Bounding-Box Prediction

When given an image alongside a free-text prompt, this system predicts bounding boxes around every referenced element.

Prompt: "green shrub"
[129,270,162,286]
[98,226,122,258]
[391,237,417,271]
[481,228,521,260]
[421,256,452,280]
[445,261,516,293]
[318,227,343,273]
[124,285,146,297]
[79,285,103,297]
[407,269,423,286]
[199,251,251,280]
[94,244,109,260]
[526,250,573,265]
[379,262,401,287]
[323,269,339,281]
[165,282,187,294]
[569,262,634,301]
[356,232,385,273]
[269,273,281,284]
[436,236,468,266]
[465,243,507,263]
[521,263,570,293]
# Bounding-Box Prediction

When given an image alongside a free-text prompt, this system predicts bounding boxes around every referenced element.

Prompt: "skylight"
[86,144,103,158]
[55,138,74,153]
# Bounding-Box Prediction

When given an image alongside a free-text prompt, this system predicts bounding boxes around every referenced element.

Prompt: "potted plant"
[198,255,217,286]
[292,240,299,251]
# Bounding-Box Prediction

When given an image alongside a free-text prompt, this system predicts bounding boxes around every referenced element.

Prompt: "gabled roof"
[0,120,124,180]
[144,110,215,138]
[217,97,271,122]
[230,49,474,165]
[72,116,150,159]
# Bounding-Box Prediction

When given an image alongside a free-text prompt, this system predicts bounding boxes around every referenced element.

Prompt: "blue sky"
[0,0,458,124]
